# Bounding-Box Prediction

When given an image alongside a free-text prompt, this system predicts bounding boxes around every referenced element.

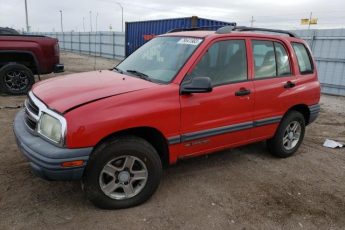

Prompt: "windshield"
[116,36,203,83]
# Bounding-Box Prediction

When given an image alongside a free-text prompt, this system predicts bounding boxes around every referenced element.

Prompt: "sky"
[1,0,345,32]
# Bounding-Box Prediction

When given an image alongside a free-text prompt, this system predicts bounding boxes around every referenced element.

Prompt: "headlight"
[38,113,63,144]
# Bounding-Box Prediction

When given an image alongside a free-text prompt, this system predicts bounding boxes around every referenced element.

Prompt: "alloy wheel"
[282,121,302,150]
[99,155,148,200]
[4,70,30,91]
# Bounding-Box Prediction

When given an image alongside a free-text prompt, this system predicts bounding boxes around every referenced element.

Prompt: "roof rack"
[167,23,236,33]
[215,26,298,38]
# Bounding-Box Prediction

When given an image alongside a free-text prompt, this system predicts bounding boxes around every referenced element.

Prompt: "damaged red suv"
[14,26,320,209]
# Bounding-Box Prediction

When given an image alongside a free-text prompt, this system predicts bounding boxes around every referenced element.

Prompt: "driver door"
[178,38,255,158]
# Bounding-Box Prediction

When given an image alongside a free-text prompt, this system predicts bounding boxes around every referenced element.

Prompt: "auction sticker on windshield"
[177,38,202,46]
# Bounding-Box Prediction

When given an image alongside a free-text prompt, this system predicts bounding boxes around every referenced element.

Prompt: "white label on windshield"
[177,38,202,46]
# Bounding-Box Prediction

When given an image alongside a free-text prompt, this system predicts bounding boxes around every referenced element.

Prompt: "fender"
[0,50,41,75]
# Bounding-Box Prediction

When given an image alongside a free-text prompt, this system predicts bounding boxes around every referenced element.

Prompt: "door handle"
[284,81,296,89]
[235,88,251,96]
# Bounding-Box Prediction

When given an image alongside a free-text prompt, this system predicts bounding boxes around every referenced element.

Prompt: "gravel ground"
[0,52,345,230]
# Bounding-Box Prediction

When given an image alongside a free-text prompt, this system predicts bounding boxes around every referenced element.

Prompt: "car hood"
[32,70,157,113]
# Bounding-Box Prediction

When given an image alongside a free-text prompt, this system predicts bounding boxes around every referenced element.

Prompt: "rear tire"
[267,111,305,158]
[0,63,34,95]
[83,136,162,209]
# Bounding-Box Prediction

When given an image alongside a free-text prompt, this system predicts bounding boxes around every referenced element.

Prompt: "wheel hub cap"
[118,171,130,183]
[283,121,302,150]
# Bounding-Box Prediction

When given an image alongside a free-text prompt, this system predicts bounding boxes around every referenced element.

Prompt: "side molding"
[168,115,283,145]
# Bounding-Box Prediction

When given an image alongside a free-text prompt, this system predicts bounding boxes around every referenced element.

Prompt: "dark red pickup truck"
[0,34,64,94]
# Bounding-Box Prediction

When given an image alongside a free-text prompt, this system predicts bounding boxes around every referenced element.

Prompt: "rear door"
[290,42,320,105]
[178,38,255,158]
[250,39,298,140]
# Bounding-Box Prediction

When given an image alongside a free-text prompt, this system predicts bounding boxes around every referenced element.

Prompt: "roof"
[162,28,300,40]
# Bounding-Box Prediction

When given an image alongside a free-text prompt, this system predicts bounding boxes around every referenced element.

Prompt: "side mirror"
[180,77,213,94]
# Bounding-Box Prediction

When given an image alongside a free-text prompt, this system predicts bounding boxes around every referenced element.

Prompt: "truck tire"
[267,111,305,158]
[83,136,162,209]
[0,63,35,95]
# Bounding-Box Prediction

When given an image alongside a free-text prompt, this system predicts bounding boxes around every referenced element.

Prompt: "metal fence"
[293,29,345,96]
[31,32,125,60]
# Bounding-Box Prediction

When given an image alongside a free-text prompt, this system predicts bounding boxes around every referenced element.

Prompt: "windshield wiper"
[113,67,124,74]
[126,69,152,81]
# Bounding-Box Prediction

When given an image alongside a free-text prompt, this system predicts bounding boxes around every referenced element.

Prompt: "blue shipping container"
[125,16,236,56]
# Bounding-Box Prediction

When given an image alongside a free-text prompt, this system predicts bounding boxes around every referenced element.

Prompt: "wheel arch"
[0,50,40,75]
[285,104,311,125]
[93,126,170,166]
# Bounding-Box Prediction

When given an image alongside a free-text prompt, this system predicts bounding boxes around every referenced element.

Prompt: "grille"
[24,95,39,131]
[25,113,37,130]
[27,97,39,115]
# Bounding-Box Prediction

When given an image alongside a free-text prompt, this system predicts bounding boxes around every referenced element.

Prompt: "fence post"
[100,32,102,57]
[71,32,73,51]
[79,32,81,54]
[310,30,316,52]
[89,32,91,56]
[62,32,65,50]
[113,32,116,59]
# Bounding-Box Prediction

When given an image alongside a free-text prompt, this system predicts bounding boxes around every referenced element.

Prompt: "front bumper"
[13,110,93,180]
[53,63,64,73]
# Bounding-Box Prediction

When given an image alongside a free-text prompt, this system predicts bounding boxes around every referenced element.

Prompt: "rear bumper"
[308,104,320,124]
[13,110,92,180]
[53,63,64,73]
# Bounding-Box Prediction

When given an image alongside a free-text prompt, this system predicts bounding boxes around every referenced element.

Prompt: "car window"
[292,43,313,74]
[189,40,247,86]
[275,42,291,76]
[252,40,292,78]
[117,37,202,83]
[252,40,276,78]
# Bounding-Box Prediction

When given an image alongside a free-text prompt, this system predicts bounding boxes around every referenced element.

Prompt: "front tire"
[267,111,305,158]
[83,136,162,209]
[0,63,35,95]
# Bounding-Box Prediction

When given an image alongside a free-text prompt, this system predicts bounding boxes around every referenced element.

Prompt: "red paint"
[143,34,157,41]
[31,31,320,164]
[0,35,60,74]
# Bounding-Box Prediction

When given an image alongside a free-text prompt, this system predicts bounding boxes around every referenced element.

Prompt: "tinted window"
[252,40,292,78]
[252,41,276,78]
[275,43,291,76]
[189,40,247,86]
[292,43,313,74]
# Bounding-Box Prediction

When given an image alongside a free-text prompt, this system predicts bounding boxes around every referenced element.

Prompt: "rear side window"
[275,43,291,76]
[292,43,313,74]
[252,40,291,78]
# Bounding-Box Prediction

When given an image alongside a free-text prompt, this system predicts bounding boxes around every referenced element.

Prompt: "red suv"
[14,26,320,209]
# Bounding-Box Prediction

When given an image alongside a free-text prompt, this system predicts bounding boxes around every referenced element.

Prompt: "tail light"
[54,42,60,57]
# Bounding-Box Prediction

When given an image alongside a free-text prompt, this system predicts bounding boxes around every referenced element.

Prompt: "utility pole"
[89,11,93,32]
[95,12,99,32]
[116,2,124,32]
[59,10,63,32]
[24,0,30,32]
[308,12,313,30]
[83,17,85,32]
[250,16,255,27]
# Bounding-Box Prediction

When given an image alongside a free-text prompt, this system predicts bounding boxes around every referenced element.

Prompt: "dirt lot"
[0,52,344,230]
